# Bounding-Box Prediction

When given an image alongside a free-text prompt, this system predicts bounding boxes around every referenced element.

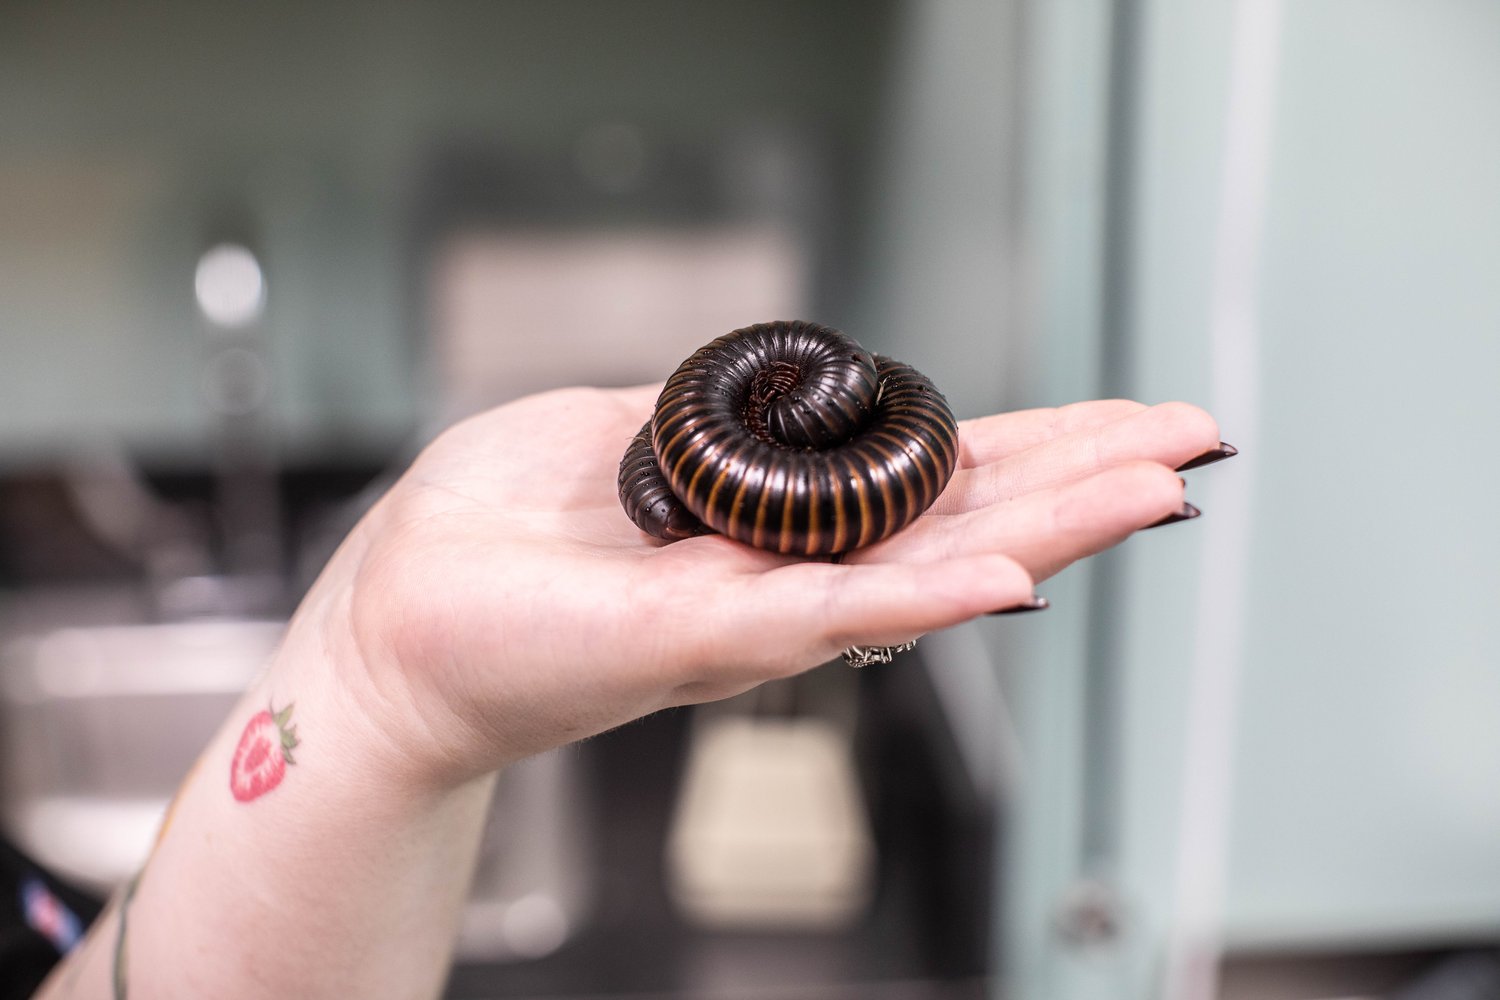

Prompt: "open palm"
[335,384,1220,778]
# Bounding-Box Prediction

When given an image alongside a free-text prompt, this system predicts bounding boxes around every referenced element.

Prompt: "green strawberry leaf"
[282,746,297,766]
[273,703,295,729]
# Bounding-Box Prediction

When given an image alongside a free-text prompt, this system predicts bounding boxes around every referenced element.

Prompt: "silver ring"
[841,640,917,669]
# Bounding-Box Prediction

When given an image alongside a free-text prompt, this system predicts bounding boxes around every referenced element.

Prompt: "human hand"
[301,386,1222,786]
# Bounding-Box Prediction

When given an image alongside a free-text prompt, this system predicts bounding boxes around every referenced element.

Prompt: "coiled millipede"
[618,320,959,556]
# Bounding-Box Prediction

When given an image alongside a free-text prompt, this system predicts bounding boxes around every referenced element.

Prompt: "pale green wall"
[1120,0,1500,989]
[1004,0,1500,996]
[1219,0,1500,947]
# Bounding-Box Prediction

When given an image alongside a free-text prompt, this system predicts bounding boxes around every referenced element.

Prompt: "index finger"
[957,399,1147,468]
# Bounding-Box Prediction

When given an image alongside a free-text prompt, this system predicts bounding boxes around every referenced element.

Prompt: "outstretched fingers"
[937,401,1220,514]
[857,460,1185,582]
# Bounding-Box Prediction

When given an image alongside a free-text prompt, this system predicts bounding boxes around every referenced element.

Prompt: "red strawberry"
[229,702,299,802]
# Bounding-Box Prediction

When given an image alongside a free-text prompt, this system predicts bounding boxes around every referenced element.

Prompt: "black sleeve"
[0,837,105,1000]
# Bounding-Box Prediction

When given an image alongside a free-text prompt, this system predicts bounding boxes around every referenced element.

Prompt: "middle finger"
[934,401,1219,515]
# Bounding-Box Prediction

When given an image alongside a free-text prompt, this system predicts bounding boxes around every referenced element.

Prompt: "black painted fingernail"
[989,595,1050,615]
[1144,502,1201,529]
[1176,442,1238,472]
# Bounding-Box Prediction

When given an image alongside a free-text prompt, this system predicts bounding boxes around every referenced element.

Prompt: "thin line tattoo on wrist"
[109,700,302,996]
[110,872,141,1000]
[110,745,203,1000]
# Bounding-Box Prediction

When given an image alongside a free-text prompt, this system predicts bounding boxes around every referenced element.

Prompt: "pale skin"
[36,385,1221,999]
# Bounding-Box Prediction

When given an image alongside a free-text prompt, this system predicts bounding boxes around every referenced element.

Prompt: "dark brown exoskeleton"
[617,321,959,556]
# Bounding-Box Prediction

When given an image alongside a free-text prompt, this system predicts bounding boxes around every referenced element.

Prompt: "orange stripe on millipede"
[683,450,716,514]
[804,468,820,555]
[828,457,848,554]
[871,428,935,509]
[671,423,730,493]
[751,458,780,550]
[862,439,899,539]
[851,461,874,549]
[703,441,746,529]
[780,469,797,553]
[892,414,955,476]
[665,424,705,483]
[724,443,757,540]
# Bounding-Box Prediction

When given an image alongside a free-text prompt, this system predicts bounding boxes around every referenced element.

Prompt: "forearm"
[38,546,497,999]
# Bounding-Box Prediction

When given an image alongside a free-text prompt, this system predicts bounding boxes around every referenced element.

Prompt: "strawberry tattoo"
[229,702,299,802]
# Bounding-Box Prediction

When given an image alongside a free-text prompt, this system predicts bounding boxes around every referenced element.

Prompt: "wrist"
[122,545,500,999]
[273,509,532,797]
[264,532,477,798]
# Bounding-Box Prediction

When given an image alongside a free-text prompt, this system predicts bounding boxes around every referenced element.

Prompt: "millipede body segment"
[618,321,959,556]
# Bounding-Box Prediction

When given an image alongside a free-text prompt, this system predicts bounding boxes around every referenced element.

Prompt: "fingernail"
[1144,502,1201,529]
[1176,442,1238,472]
[989,595,1050,615]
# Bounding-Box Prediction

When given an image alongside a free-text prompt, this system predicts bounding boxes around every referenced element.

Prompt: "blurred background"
[1,1,1497,998]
